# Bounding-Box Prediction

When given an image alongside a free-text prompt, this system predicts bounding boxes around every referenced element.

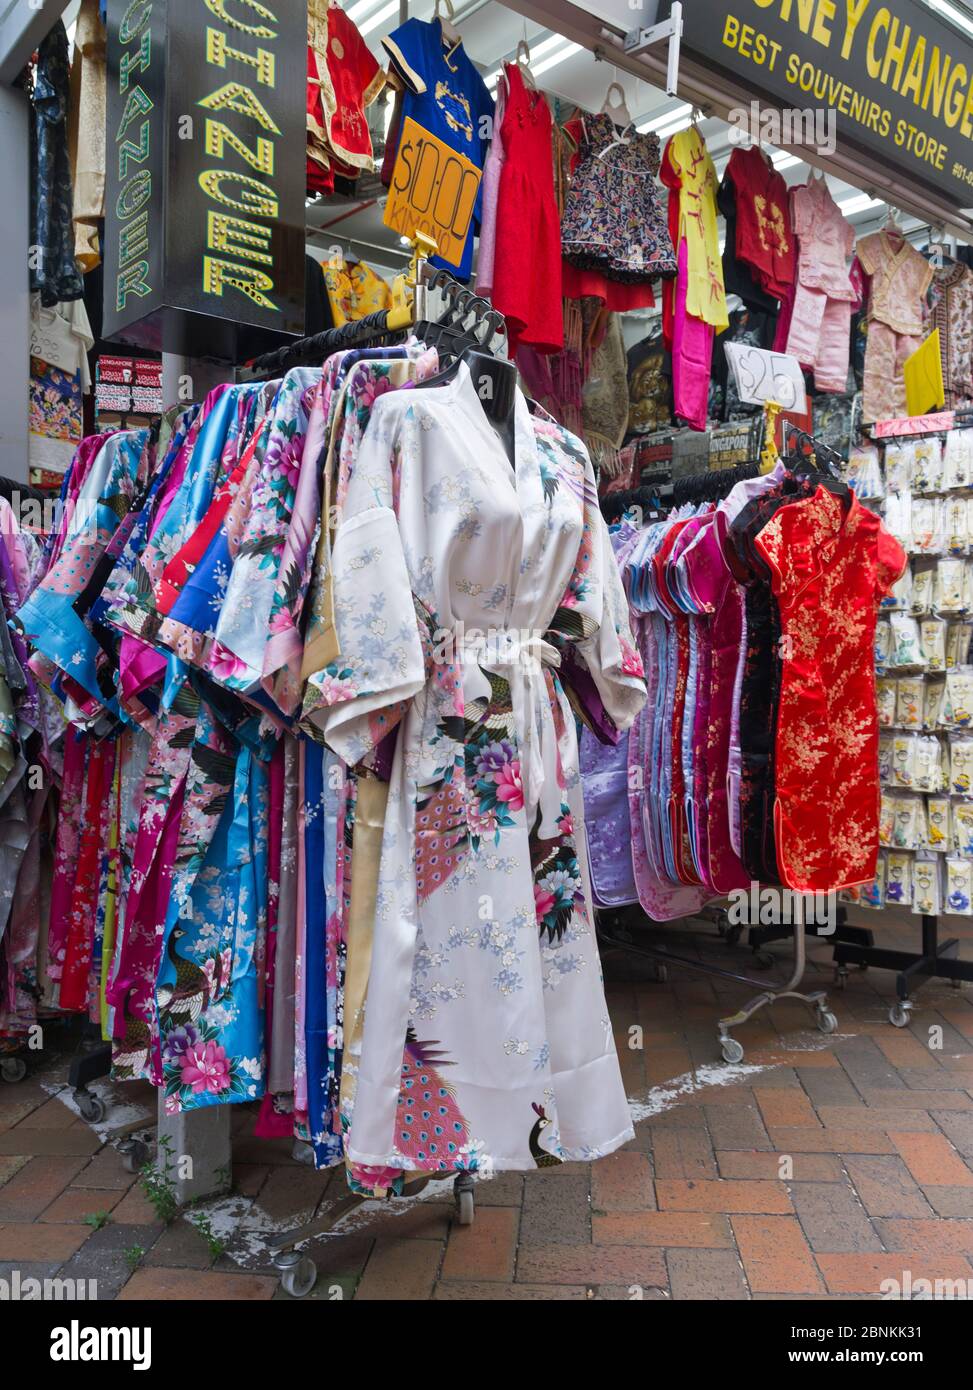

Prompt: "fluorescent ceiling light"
[347,0,387,22]
[531,41,582,77]
[651,115,692,142]
[837,193,884,215]
[489,33,566,89]
[359,0,398,37]
[928,0,973,37]
[638,101,691,134]
[772,152,801,170]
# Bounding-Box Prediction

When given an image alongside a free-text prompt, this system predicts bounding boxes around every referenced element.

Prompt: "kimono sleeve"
[382,18,429,94]
[548,466,646,733]
[310,410,426,766]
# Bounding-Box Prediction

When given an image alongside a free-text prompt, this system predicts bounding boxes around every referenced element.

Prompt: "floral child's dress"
[561,112,676,283]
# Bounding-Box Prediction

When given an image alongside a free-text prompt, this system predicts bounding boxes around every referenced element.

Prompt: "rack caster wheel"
[752,951,775,971]
[720,1036,745,1064]
[724,924,743,948]
[75,1090,106,1124]
[950,977,963,990]
[276,1253,317,1298]
[454,1172,475,1226]
[889,1001,913,1029]
[654,963,669,984]
[816,1007,838,1035]
[0,1056,26,1082]
[833,966,849,990]
[120,1139,150,1174]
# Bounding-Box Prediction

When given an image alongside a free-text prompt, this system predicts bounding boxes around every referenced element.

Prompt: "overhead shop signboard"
[660,0,973,206]
[103,0,306,360]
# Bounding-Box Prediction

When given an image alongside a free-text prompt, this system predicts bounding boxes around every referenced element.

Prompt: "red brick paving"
[0,915,971,1299]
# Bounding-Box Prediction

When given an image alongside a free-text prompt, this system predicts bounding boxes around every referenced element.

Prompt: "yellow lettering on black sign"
[383,118,481,269]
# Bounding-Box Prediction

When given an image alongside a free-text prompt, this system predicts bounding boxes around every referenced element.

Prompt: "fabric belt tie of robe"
[457,628,562,832]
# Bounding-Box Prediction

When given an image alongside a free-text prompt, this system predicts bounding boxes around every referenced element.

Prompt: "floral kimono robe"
[308,363,645,1187]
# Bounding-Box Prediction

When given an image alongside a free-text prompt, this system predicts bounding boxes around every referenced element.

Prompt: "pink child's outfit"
[784,174,856,393]
[857,228,934,423]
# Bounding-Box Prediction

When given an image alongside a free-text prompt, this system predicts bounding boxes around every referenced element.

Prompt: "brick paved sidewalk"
[2,913,972,1301]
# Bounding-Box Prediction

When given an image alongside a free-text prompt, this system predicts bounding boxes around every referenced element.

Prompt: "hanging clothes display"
[67,0,106,273]
[857,228,933,423]
[661,126,728,433]
[782,173,855,394]
[381,16,494,279]
[561,113,676,284]
[483,64,563,355]
[721,145,795,304]
[588,452,903,914]
[323,258,392,328]
[307,0,386,196]
[12,303,647,1193]
[27,19,83,307]
[925,255,973,409]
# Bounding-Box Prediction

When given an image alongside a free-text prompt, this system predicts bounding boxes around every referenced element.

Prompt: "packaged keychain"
[878,732,895,784]
[946,495,969,555]
[891,795,921,848]
[944,428,973,489]
[946,621,973,669]
[949,735,973,791]
[946,671,973,728]
[884,441,915,493]
[881,562,912,611]
[913,436,944,493]
[883,490,912,551]
[935,557,966,611]
[877,677,898,727]
[859,855,886,909]
[952,798,973,855]
[879,791,896,845]
[912,856,941,914]
[914,735,944,791]
[889,612,925,667]
[885,850,913,903]
[910,565,934,614]
[910,496,944,554]
[925,796,951,850]
[891,734,917,787]
[874,617,892,673]
[895,675,922,729]
[946,858,973,913]
[923,677,947,730]
[847,443,884,499]
[920,618,946,671]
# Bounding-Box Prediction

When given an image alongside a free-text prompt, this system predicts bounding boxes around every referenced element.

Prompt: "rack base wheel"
[889,1001,913,1029]
[275,1252,317,1298]
[833,966,849,990]
[654,962,669,984]
[120,1139,150,1174]
[720,1035,744,1064]
[752,951,775,971]
[75,1089,106,1124]
[0,1056,26,1083]
[816,1007,838,1034]
[454,1173,475,1225]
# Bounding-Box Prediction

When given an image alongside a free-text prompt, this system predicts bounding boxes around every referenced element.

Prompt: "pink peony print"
[319,671,356,705]
[180,1040,231,1095]
[620,640,644,678]
[533,883,556,920]
[494,760,524,812]
[557,811,574,837]
[209,642,248,682]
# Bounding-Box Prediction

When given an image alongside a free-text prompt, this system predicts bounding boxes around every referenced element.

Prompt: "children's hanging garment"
[857,229,933,422]
[784,174,855,394]
[926,258,973,408]
[561,112,675,283]
[722,145,795,303]
[661,127,727,432]
[381,17,494,280]
[306,0,385,195]
[487,64,563,355]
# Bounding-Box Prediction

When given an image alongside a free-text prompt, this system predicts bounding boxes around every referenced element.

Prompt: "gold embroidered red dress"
[753,487,907,892]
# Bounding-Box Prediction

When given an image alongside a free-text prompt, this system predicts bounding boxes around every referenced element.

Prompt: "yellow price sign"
[383,117,481,268]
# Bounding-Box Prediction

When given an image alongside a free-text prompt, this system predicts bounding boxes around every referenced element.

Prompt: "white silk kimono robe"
[308,363,646,1184]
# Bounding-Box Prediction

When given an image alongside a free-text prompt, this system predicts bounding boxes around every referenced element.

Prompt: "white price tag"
[724,343,807,412]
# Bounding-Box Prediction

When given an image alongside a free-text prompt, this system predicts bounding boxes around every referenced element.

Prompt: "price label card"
[383,117,481,267]
[724,343,807,412]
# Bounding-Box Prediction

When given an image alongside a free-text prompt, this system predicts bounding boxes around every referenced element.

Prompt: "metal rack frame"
[833,914,973,1027]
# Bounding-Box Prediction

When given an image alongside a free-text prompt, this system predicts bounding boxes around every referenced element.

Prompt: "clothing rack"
[597,439,866,1063]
